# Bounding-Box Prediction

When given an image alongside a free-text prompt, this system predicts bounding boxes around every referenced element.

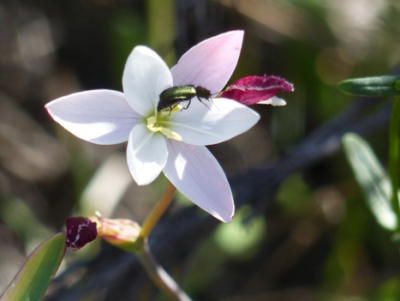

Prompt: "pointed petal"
[163,141,234,222]
[123,46,173,116]
[171,31,244,93]
[127,124,168,185]
[167,97,260,145]
[45,90,139,145]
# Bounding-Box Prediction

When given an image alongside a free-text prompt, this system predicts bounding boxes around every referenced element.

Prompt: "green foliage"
[0,233,66,301]
[0,197,52,249]
[3,0,400,299]
[338,76,400,97]
[342,133,396,231]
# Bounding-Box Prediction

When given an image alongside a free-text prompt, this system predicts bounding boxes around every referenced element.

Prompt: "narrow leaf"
[1,233,66,301]
[342,133,397,231]
[338,75,400,97]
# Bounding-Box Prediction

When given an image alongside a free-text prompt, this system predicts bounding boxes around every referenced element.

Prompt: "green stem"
[389,97,400,233]
[140,181,176,239]
[136,240,192,301]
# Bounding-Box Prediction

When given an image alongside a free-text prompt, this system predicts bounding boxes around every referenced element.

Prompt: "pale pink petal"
[170,31,244,93]
[123,46,173,116]
[163,141,234,223]
[127,124,168,185]
[45,90,139,145]
[166,97,260,145]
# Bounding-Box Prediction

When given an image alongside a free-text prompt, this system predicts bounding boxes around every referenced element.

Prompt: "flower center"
[146,107,182,141]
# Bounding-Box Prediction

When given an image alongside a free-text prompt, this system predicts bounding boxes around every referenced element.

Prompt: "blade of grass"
[342,133,396,231]
[0,233,66,301]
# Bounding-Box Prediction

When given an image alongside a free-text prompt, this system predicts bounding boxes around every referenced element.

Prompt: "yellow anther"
[159,103,183,117]
[146,116,182,141]
[161,128,182,141]
[147,116,162,132]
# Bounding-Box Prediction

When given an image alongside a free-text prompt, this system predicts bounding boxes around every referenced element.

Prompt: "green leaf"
[342,133,397,231]
[338,75,400,97]
[1,233,66,301]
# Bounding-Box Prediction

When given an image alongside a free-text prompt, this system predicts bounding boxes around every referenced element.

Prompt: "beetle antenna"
[196,95,212,111]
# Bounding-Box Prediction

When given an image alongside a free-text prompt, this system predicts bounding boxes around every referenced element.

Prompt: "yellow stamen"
[146,116,182,141]
[159,103,183,117]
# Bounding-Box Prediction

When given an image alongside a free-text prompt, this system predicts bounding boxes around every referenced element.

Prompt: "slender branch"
[389,97,400,233]
[140,181,176,239]
[136,240,192,301]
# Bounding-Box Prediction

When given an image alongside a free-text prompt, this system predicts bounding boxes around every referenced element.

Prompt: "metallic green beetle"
[157,85,212,112]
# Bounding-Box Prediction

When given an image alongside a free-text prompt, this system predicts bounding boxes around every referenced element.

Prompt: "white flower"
[45,31,260,222]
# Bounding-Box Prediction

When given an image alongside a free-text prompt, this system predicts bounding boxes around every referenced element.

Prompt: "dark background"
[1,0,400,300]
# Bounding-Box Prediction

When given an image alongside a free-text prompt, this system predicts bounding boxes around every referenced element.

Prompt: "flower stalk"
[140,181,176,239]
[91,187,190,300]
[136,240,192,301]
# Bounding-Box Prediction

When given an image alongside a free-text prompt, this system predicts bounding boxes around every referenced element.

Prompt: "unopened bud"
[219,75,294,106]
[65,217,97,251]
[89,213,143,253]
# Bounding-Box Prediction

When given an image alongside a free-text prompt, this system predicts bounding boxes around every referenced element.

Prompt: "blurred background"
[1,0,400,300]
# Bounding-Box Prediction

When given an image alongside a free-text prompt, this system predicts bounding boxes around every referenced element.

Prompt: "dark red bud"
[220,75,294,105]
[66,217,97,251]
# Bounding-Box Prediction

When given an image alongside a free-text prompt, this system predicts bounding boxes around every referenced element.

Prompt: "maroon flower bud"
[220,75,294,106]
[65,217,97,251]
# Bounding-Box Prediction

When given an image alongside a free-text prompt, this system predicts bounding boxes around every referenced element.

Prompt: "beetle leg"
[197,95,211,110]
[182,99,191,110]
[169,101,182,114]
